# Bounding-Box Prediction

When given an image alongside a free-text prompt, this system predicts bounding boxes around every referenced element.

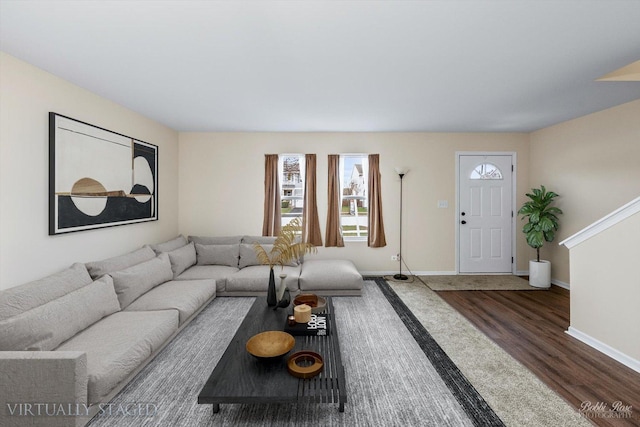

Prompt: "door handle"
[461,220,467,225]
[461,212,466,216]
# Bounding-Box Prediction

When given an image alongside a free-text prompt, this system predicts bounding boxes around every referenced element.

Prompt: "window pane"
[280,154,304,226]
[340,155,368,240]
[470,163,503,180]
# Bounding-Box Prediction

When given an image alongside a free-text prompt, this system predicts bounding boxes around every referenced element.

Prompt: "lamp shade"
[394,167,409,176]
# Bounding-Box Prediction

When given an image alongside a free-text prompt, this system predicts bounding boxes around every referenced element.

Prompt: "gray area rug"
[420,275,541,291]
[87,282,480,426]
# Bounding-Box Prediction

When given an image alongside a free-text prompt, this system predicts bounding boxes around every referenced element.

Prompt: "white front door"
[458,154,513,273]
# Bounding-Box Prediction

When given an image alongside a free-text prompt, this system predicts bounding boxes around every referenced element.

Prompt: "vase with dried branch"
[253,217,316,307]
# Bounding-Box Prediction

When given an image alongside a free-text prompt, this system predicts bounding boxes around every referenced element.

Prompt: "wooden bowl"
[246,331,295,359]
[294,293,318,307]
[294,294,326,314]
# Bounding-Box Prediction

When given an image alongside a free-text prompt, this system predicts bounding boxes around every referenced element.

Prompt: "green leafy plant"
[518,185,563,262]
[253,217,316,268]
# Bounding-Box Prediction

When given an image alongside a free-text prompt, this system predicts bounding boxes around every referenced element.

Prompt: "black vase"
[266,267,277,307]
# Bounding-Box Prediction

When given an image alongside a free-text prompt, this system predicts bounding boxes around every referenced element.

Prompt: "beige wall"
[529,99,640,285]
[3,48,635,289]
[178,132,530,274]
[0,53,180,289]
[569,211,640,362]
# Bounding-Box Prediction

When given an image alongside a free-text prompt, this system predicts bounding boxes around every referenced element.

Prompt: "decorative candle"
[287,315,296,326]
[294,304,312,323]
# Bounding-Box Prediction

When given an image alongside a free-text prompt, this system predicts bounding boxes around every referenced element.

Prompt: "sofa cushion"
[109,253,174,309]
[0,275,120,351]
[238,243,265,268]
[195,243,239,267]
[149,235,188,254]
[242,235,277,244]
[240,243,298,268]
[56,310,179,404]
[299,259,363,292]
[167,242,197,278]
[0,263,92,321]
[242,235,306,263]
[175,265,238,293]
[189,235,242,245]
[86,246,156,279]
[124,279,216,325]
[226,265,301,293]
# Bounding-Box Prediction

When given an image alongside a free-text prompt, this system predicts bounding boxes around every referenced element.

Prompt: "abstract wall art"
[49,113,158,235]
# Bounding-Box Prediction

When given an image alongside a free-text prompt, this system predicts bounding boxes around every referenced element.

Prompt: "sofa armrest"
[0,351,89,427]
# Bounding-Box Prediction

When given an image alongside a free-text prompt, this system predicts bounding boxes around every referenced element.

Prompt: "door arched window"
[470,163,503,180]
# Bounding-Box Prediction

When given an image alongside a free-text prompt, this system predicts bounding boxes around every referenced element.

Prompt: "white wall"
[0,53,180,289]
[567,209,640,366]
[529,99,640,285]
[178,132,530,274]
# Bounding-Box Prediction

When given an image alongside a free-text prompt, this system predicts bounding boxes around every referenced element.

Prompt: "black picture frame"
[49,113,158,235]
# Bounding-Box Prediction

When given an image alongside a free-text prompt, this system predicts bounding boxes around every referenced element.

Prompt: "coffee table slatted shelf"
[198,297,346,414]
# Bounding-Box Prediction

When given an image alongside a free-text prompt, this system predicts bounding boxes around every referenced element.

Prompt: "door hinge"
[511,257,514,263]
[511,164,514,172]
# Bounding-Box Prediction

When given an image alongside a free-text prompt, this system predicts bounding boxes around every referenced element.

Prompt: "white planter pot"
[529,260,551,288]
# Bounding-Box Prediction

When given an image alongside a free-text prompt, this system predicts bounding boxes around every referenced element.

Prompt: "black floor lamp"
[394,167,409,280]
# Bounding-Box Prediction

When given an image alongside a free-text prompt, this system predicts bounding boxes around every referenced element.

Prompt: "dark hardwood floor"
[436,284,640,427]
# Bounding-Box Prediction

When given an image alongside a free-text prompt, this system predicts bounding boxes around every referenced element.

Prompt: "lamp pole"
[394,171,408,280]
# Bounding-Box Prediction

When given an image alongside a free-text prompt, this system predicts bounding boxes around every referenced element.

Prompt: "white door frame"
[455,152,517,274]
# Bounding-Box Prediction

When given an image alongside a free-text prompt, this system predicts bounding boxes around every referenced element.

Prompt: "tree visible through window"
[279,154,304,226]
[340,154,368,240]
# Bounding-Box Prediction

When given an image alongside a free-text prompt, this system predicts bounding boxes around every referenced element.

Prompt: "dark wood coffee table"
[197,297,346,414]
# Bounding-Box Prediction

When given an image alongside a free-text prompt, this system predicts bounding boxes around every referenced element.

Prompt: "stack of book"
[284,313,330,336]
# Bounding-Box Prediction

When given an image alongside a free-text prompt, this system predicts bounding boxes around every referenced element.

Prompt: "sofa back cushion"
[109,253,174,309]
[0,275,121,351]
[189,235,243,245]
[238,244,299,269]
[167,242,197,278]
[241,235,305,264]
[238,243,265,268]
[242,235,277,244]
[86,246,156,279]
[149,235,188,254]
[195,244,240,267]
[0,263,92,322]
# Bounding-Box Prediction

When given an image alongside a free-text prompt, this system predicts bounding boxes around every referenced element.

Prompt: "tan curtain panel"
[325,154,344,247]
[262,154,281,236]
[367,154,387,247]
[302,154,323,246]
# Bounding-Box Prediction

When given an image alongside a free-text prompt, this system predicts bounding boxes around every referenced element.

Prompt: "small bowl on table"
[293,293,327,314]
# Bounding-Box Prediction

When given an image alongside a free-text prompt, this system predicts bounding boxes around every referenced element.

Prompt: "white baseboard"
[551,278,570,290]
[516,270,571,290]
[566,327,640,373]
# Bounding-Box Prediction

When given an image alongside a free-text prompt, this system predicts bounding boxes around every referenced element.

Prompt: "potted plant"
[517,185,563,288]
[253,217,316,306]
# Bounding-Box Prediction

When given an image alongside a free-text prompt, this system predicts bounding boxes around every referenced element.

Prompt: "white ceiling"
[1,0,639,133]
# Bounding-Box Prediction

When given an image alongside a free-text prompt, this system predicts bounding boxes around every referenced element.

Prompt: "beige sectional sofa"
[0,234,362,427]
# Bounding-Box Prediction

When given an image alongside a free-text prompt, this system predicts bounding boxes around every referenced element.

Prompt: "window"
[279,154,305,226]
[470,163,503,180]
[340,154,368,240]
